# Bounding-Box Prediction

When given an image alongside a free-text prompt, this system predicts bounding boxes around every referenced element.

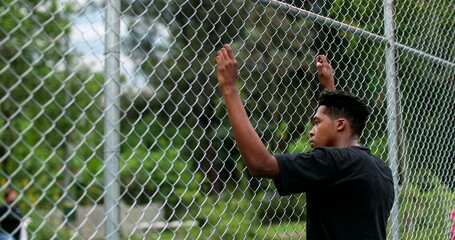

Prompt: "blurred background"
[0,0,453,239]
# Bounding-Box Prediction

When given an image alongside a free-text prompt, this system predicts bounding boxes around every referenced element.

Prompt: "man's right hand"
[316,55,335,90]
[215,44,238,93]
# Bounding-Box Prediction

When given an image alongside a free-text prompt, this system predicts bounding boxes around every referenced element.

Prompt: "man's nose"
[309,128,315,137]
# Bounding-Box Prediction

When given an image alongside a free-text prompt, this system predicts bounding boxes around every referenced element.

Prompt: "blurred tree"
[0,0,104,207]
[120,0,321,197]
[0,0,451,235]
[119,0,453,201]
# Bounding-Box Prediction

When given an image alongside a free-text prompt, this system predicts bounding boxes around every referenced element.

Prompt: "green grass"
[121,221,306,240]
[262,221,307,239]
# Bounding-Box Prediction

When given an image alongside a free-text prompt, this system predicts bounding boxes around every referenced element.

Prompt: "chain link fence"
[0,0,454,239]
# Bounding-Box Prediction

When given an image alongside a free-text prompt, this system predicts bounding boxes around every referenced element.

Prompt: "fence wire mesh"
[0,0,454,239]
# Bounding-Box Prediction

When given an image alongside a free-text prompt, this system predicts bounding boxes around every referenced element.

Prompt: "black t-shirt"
[0,203,22,239]
[273,146,394,240]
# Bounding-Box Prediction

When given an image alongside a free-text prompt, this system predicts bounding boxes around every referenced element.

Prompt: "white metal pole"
[104,0,121,239]
[383,0,400,239]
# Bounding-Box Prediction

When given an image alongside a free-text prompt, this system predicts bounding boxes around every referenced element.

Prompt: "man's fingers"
[316,55,328,64]
[216,44,236,66]
[215,49,226,65]
[319,55,327,62]
[215,51,220,63]
[316,55,322,67]
[221,47,231,61]
[224,44,235,60]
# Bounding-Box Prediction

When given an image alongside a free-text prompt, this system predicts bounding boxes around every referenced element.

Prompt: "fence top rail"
[259,0,455,69]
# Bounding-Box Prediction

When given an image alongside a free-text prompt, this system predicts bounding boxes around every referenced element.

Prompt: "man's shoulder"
[316,146,391,170]
[312,146,370,159]
[313,145,370,152]
[279,146,369,163]
[323,145,379,160]
[276,146,384,166]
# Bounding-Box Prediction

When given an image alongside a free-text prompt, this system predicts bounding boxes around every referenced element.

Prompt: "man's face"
[309,106,338,148]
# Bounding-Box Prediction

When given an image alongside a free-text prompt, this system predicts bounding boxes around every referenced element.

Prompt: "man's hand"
[214,44,279,179]
[215,44,238,93]
[316,55,335,90]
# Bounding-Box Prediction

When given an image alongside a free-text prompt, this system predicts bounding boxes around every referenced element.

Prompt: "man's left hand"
[215,44,238,93]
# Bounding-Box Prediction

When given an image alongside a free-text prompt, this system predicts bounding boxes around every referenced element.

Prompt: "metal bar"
[258,0,455,69]
[104,0,121,239]
[383,1,400,239]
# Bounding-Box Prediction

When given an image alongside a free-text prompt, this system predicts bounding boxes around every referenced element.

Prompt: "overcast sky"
[69,2,148,86]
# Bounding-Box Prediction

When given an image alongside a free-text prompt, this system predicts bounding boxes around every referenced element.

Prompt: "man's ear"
[336,118,347,131]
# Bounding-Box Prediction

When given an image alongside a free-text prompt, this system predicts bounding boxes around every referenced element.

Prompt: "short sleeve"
[273,148,338,196]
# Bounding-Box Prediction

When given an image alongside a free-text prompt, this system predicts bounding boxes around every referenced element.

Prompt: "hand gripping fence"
[0,0,454,239]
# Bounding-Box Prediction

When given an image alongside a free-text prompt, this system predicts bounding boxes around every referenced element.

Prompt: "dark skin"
[316,55,335,90]
[215,44,359,179]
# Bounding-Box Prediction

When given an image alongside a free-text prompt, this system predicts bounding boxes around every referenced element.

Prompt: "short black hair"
[318,90,370,135]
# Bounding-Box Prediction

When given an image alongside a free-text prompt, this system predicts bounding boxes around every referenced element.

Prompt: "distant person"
[215,44,395,239]
[0,189,22,240]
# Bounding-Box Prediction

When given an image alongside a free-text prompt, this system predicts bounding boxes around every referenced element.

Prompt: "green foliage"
[1,0,453,238]
[395,0,454,61]
[27,212,80,240]
[261,221,307,240]
[400,172,455,240]
[119,116,205,220]
[259,193,306,224]
[197,192,265,240]
[284,122,313,154]
[395,1,454,185]
[367,137,388,163]
[0,0,106,209]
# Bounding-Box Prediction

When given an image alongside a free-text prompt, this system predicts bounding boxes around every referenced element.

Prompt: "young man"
[215,44,395,239]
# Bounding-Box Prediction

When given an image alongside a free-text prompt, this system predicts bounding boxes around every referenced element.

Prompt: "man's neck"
[334,137,361,148]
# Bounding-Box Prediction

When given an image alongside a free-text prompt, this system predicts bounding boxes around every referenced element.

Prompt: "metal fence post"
[383,0,400,239]
[104,0,121,239]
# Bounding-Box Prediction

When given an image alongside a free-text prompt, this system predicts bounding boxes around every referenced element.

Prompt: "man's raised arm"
[316,55,335,90]
[215,44,279,179]
[214,46,336,179]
